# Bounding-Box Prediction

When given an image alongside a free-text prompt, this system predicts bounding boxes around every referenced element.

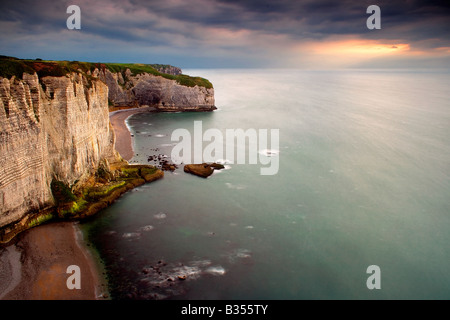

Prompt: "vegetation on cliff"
[0,55,213,89]
[0,163,164,244]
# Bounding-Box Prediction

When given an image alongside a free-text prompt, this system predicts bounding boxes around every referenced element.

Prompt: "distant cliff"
[99,67,215,111]
[0,56,216,111]
[150,64,182,76]
[0,56,214,242]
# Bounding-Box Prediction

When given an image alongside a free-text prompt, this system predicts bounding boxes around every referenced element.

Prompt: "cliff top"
[0,55,213,89]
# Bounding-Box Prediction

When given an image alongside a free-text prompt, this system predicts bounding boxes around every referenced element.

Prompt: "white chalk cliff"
[0,59,215,241]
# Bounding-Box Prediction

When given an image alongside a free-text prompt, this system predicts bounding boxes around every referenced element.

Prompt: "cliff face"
[97,68,215,111]
[0,72,117,229]
[0,57,215,240]
[151,65,182,76]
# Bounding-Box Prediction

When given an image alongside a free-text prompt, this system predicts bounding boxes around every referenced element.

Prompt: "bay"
[81,69,450,300]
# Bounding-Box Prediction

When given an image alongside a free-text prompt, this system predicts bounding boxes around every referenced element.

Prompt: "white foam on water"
[245,225,254,229]
[224,248,252,263]
[216,159,232,164]
[139,225,154,232]
[205,266,226,276]
[154,134,165,137]
[160,143,178,147]
[122,232,141,239]
[190,259,212,267]
[236,249,252,259]
[225,183,246,190]
[172,265,202,280]
[258,149,280,157]
[154,212,167,219]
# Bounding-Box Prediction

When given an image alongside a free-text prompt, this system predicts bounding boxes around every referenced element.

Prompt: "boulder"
[183,163,224,178]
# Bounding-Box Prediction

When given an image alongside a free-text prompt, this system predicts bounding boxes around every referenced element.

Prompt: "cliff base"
[0,163,163,244]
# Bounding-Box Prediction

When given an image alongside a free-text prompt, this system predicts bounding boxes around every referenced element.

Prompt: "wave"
[215,159,232,164]
[139,225,154,232]
[225,182,246,190]
[154,212,167,219]
[258,149,280,157]
[205,266,226,276]
[160,143,178,147]
[122,232,141,239]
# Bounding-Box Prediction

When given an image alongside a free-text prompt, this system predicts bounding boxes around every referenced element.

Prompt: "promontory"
[0,55,215,243]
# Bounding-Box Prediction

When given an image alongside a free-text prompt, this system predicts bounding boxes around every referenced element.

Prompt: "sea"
[80,69,450,300]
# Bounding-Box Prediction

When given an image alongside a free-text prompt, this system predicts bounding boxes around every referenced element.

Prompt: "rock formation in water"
[184,163,225,178]
[0,56,215,242]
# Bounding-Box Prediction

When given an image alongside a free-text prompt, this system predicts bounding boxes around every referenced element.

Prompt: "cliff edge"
[0,56,214,243]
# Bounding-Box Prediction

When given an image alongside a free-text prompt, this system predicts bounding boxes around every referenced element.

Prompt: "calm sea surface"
[81,69,450,299]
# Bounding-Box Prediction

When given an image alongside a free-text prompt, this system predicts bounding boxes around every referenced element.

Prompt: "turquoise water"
[81,69,450,299]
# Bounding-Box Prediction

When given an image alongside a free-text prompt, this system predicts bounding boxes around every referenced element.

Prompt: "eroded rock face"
[152,65,182,76]
[0,72,118,229]
[98,69,216,111]
[0,65,216,236]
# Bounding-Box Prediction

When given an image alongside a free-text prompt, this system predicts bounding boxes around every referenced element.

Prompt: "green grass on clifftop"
[0,55,213,89]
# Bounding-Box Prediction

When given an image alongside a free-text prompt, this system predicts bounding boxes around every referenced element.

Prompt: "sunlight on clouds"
[285,39,415,68]
[307,40,410,56]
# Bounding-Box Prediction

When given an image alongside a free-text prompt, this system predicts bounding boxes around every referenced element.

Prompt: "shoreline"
[109,106,157,161]
[0,106,154,300]
[0,222,105,300]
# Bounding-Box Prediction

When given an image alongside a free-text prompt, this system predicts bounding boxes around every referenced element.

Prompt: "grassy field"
[0,55,213,89]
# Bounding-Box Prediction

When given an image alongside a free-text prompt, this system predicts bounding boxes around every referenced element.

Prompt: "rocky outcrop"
[0,72,165,243]
[97,69,216,111]
[151,65,182,76]
[184,163,225,178]
[0,57,215,242]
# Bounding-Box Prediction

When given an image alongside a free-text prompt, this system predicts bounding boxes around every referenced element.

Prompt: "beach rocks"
[183,163,225,178]
[147,154,178,172]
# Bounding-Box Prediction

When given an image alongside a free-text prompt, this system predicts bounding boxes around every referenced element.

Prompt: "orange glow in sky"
[288,39,416,68]
[308,40,410,56]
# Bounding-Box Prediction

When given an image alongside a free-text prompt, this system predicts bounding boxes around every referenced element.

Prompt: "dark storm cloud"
[0,0,449,67]
[1,0,449,42]
[211,0,450,42]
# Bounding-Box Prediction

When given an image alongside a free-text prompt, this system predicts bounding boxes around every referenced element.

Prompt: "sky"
[0,0,449,69]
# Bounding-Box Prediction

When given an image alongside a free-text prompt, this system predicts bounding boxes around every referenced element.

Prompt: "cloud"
[0,0,449,68]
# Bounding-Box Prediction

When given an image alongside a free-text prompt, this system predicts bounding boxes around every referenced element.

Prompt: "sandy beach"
[109,107,157,161]
[0,107,153,300]
[0,222,106,300]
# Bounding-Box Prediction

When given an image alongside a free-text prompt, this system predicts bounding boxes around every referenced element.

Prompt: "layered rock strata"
[0,58,216,243]
[0,72,162,243]
[97,69,216,111]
